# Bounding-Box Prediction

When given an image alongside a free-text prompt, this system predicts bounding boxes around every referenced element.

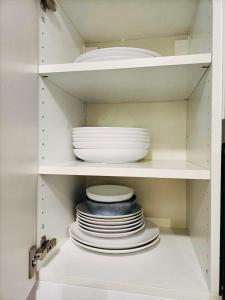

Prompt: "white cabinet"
[0,1,223,300]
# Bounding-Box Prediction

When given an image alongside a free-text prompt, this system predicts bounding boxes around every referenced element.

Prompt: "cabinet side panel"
[187,180,210,287]
[39,78,86,164]
[0,0,38,299]
[39,0,84,64]
[37,175,85,247]
[189,0,212,54]
[209,0,223,297]
[187,69,211,169]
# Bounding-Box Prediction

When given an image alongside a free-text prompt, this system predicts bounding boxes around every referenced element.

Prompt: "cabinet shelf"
[39,160,210,180]
[39,54,211,103]
[39,229,209,300]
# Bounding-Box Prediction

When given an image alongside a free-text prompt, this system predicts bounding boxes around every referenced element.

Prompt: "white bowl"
[73,141,150,149]
[86,185,134,202]
[72,136,150,143]
[73,148,148,163]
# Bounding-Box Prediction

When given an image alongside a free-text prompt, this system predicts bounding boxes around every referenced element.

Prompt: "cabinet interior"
[36,1,221,300]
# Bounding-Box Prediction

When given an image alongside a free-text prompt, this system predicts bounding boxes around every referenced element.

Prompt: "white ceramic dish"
[72,136,150,143]
[74,47,161,63]
[86,185,134,202]
[77,217,143,229]
[77,211,144,224]
[73,148,148,163]
[78,219,144,232]
[69,219,159,249]
[71,234,160,254]
[78,222,145,238]
[77,55,154,62]
[73,141,150,150]
[76,202,142,218]
[73,126,149,132]
[73,131,149,137]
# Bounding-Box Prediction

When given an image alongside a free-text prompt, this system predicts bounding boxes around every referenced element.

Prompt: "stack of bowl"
[69,185,160,254]
[72,127,150,163]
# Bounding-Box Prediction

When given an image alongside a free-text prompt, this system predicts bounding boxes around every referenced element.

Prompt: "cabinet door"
[0,0,39,299]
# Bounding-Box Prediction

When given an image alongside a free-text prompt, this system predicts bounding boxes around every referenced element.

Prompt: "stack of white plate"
[69,185,160,254]
[74,47,161,63]
[72,127,150,163]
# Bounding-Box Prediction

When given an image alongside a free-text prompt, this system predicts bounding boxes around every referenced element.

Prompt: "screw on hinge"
[41,0,56,12]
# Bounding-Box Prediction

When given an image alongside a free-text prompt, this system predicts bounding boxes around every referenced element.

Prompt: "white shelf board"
[39,160,210,180]
[39,54,211,103]
[39,229,209,300]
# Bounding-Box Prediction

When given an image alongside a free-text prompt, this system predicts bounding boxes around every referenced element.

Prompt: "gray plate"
[76,202,143,218]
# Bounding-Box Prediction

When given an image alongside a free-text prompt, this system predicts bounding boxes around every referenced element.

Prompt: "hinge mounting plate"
[41,0,57,12]
[29,236,57,279]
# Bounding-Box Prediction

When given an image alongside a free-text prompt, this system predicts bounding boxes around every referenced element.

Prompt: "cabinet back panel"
[86,101,187,161]
[87,35,188,57]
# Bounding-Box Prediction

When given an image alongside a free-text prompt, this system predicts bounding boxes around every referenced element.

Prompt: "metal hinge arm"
[29,236,57,279]
[41,0,57,12]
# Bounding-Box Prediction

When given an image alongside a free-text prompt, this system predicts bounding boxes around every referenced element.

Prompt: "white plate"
[77,217,143,229]
[77,211,144,224]
[78,222,145,238]
[77,55,155,62]
[71,234,160,254]
[69,219,159,249]
[74,47,161,63]
[72,136,150,143]
[73,141,150,150]
[76,202,142,219]
[73,148,148,163]
[86,185,134,202]
[73,133,150,139]
[73,127,149,132]
[78,219,144,232]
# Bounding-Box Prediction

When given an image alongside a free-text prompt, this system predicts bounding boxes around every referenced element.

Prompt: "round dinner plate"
[69,219,159,250]
[86,185,134,202]
[76,55,155,62]
[71,234,160,254]
[77,217,143,229]
[73,126,149,132]
[74,47,161,63]
[73,141,150,150]
[77,211,144,224]
[78,222,145,238]
[76,202,142,218]
[73,148,148,163]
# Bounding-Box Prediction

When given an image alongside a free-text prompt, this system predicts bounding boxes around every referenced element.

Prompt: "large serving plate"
[69,219,159,249]
[76,202,142,218]
[74,47,160,63]
[78,222,145,238]
[71,234,160,254]
[73,148,148,163]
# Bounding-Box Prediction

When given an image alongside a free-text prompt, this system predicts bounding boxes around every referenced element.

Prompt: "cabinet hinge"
[29,236,57,279]
[41,0,57,12]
